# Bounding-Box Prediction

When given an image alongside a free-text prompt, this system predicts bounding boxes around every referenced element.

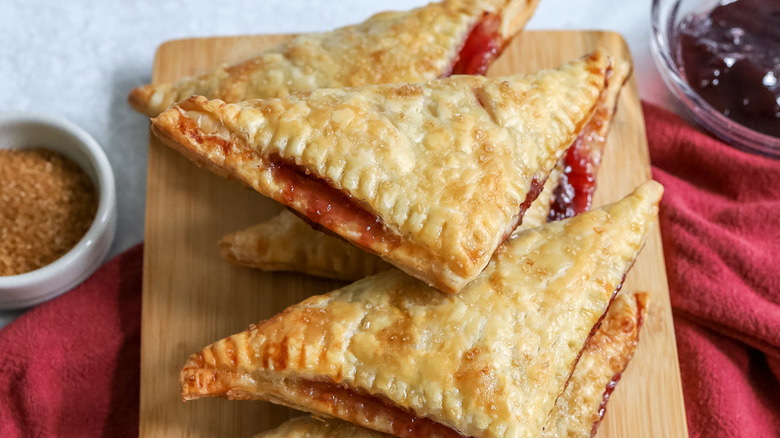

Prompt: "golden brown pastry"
[128,0,541,117]
[180,181,662,438]
[218,169,560,282]
[219,209,394,281]
[251,292,650,438]
[218,60,634,283]
[539,292,649,438]
[152,50,612,293]
[217,61,638,284]
[254,416,393,438]
[216,59,637,283]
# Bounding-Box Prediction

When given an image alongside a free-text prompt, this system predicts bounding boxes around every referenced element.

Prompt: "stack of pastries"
[130,1,659,437]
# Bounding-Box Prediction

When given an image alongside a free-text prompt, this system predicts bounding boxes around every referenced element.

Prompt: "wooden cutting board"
[140,30,689,438]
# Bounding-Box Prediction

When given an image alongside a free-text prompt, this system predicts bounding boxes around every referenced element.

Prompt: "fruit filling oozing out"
[266,17,612,247]
[269,156,543,253]
[269,158,399,252]
[293,379,466,438]
[548,68,615,222]
[449,14,608,222]
[547,128,602,221]
[450,13,504,76]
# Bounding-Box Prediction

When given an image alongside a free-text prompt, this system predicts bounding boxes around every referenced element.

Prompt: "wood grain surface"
[140,31,689,438]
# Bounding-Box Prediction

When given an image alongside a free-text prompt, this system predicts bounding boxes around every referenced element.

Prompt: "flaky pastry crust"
[252,293,649,438]
[255,416,393,438]
[218,59,635,284]
[539,292,649,438]
[180,181,662,438]
[218,60,636,283]
[219,168,561,282]
[152,50,611,293]
[578,59,632,171]
[217,57,631,283]
[219,209,394,281]
[129,0,541,117]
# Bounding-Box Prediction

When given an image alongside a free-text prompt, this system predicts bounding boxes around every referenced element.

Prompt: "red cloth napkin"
[0,244,142,438]
[0,104,778,437]
[645,102,780,438]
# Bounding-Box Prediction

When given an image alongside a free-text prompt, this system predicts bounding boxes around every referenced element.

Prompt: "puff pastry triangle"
[251,292,649,438]
[219,209,395,281]
[129,0,541,117]
[180,181,662,438]
[218,58,633,282]
[218,170,558,281]
[152,50,612,293]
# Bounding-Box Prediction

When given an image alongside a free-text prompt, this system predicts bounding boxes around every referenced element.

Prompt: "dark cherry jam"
[676,0,780,138]
[547,126,600,221]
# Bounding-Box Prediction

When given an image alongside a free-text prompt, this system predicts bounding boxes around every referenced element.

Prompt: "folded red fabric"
[0,244,142,438]
[645,102,780,438]
[0,104,778,437]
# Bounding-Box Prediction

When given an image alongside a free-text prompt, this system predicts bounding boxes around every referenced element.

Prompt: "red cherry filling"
[548,75,614,221]
[449,14,608,222]
[547,132,599,221]
[268,157,399,252]
[269,157,544,256]
[450,14,504,76]
[294,379,466,438]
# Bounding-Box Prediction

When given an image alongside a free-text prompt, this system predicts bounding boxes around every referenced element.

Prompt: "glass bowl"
[0,112,117,310]
[651,0,780,158]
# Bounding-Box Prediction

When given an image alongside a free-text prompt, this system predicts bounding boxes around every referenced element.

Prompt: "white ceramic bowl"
[0,112,117,309]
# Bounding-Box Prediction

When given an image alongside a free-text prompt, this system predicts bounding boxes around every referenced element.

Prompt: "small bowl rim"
[0,111,117,309]
[650,0,780,158]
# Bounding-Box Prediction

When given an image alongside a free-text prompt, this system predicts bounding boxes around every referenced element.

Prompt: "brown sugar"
[0,148,98,276]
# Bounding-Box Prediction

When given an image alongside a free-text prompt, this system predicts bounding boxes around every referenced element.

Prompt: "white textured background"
[0,0,674,327]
